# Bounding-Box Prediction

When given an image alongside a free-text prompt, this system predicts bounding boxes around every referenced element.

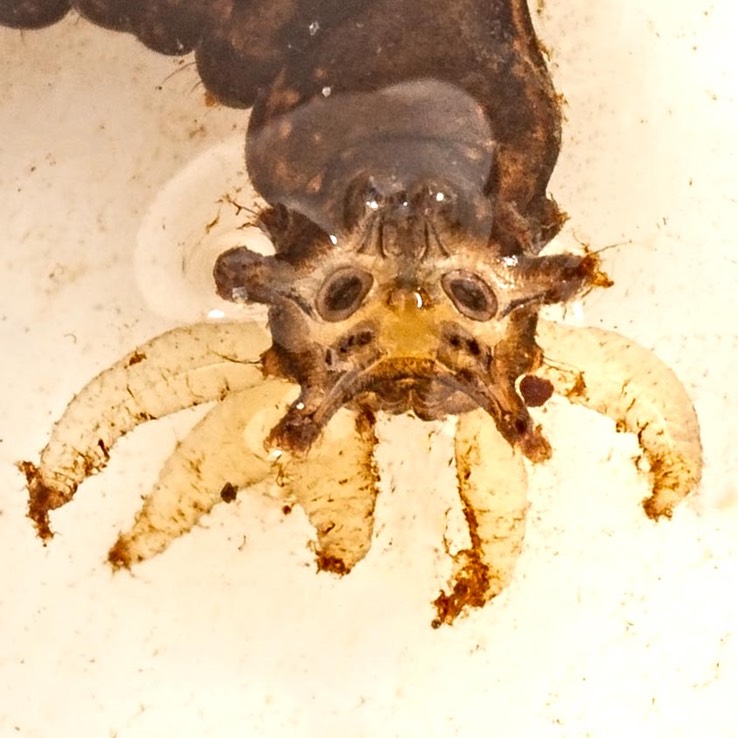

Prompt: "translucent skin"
[16,318,701,623]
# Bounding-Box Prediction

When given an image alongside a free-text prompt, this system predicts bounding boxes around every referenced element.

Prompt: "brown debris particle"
[432,551,490,628]
[107,538,133,570]
[220,482,238,503]
[316,553,350,575]
[641,454,677,520]
[433,488,493,627]
[564,372,587,399]
[126,351,146,367]
[17,460,66,541]
[520,374,554,407]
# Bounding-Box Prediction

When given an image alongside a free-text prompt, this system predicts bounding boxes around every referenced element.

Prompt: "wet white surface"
[1,4,737,737]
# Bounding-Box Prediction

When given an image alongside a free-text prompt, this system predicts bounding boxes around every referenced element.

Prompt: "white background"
[1,2,737,736]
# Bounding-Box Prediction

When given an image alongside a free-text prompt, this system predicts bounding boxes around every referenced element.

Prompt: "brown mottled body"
[245,0,562,247]
[2,0,562,242]
[0,0,603,459]
[2,0,559,238]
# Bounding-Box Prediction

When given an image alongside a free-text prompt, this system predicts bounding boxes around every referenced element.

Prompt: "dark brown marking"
[219,482,238,503]
[519,374,554,407]
[125,350,146,367]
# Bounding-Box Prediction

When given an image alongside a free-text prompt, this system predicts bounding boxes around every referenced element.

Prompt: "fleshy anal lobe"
[212,0,604,457]
[218,241,602,461]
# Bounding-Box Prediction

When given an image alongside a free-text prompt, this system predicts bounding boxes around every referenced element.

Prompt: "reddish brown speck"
[108,538,133,570]
[18,460,65,541]
[126,351,146,367]
[520,374,554,406]
[317,554,349,575]
[220,482,238,503]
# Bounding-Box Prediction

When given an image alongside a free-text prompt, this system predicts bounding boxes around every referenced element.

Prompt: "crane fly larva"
[3,0,701,626]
